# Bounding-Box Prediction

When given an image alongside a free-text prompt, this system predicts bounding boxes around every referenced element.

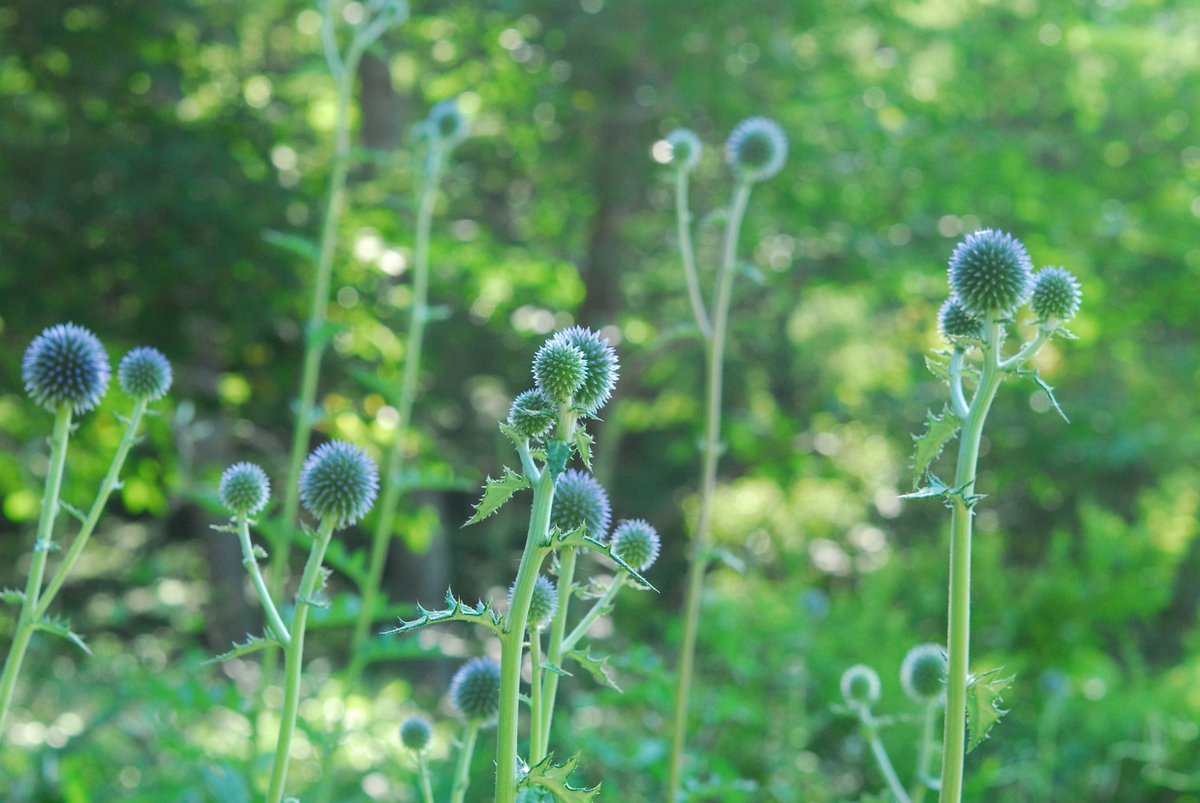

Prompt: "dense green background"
[2,0,1199,800]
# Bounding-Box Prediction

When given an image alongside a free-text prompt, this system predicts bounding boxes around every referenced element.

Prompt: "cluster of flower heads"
[940,229,1083,343]
[528,326,620,418]
[841,643,948,711]
[661,117,788,184]
[22,323,172,414]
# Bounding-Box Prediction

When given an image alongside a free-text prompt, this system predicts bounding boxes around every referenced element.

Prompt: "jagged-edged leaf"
[263,229,319,262]
[552,528,657,592]
[899,474,950,501]
[1019,368,1070,423]
[566,650,622,693]
[465,467,530,526]
[911,405,962,487]
[519,752,601,802]
[925,353,953,383]
[33,618,91,655]
[1,588,24,605]
[546,440,571,480]
[382,587,504,637]
[205,633,281,665]
[538,662,571,678]
[966,668,1013,752]
[573,429,594,471]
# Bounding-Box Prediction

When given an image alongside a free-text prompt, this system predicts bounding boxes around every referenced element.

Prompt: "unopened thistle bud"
[428,98,468,146]
[510,574,559,628]
[840,664,882,710]
[449,657,502,724]
[900,644,947,704]
[725,117,788,183]
[1030,266,1082,322]
[665,128,703,173]
[300,441,380,528]
[610,519,661,572]
[550,469,612,541]
[219,462,271,517]
[22,322,111,414]
[532,339,587,404]
[551,327,619,415]
[400,715,434,752]
[937,297,983,342]
[508,388,557,440]
[947,229,1034,318]
[118,346,173,401]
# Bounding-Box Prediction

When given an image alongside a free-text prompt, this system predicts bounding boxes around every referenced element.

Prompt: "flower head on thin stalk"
[450,657,502,725]
[725,117,788,183]
[938,297,984,342]
[840,664,882,711]
[900,644,948,704]
[220,462,271,517]
[428,98,469,146]
[947,229,1033,318]
[300,441,380,528]
[552,327,619,415]
[510,574,559,629]
[611,519,661,572]
[118,346,173,401]
[400,715,434,753]
[508,388,557,441]
[665,128,703,173]
[550,469,611,541]
[22,323,111,414]
[1030,266,1083,322]
[532,339,587,404]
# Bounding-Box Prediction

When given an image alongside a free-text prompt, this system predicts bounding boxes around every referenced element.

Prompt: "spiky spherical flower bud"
[900,644,947,704]
[665,128,703,173]
[400,716,433,753]
[300,441,380,528]
[551,327,619,414]
[937,297,984,342]
[840,664,882,710]
[118,346,172,401]
[551,469,612,541]
[508,388,557,440]
[449,657,502,724]
[947,229,1034,317]
[1030,266,1082,322]
[510,574,559,628]
[428,98,468,146]
[725,117,788,183]
[219,462,271,517]
[22,323,111,414]
[611,519,661,572]
[532,339,587,404]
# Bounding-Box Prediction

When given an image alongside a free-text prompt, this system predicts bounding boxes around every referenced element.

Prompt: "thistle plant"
[905,229,1083,801]
[385,327,657,802]
[658,116,788,800]
[1,325,171,739]
[401,714,436,803]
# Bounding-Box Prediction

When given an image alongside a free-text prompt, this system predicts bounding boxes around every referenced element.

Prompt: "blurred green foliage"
[2,0,1200,800]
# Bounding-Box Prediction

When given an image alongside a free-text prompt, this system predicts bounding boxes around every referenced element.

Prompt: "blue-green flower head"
[400,715,433,752]
[508,388,557,440]
[551,469,612,541]
[552,326,619,414]
[725,117,787,183]
[219,462,271,517]
[947,229,1033,317]
[611,519,661,572]
[532,338,587,405]
[118,346,172,402]
[840,664,881,710]
[23,322,111,414]
[1030,266,1082,322]
[937,297,983,342]
[900,644,947,704]
[510,574,559,629]
[300,441,380,528]
[449,657,502,724]
[428,98,468,146]
[665,128,703,173]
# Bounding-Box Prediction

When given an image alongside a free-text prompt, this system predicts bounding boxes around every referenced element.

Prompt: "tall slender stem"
[912,702,939,803]
[449,722,480,803]
[863,717,912,803]
[530,628,545,762]
[0,405,72,740]
[416,752,435,803]
[536,547,576,759]
[236,516,291,646]
[675,169,711,340]
[668,180,753,801]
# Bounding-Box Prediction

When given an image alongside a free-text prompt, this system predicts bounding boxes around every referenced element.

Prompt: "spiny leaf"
[1019,368,1070,423]
[382,587,504,637]
[924,353,953,383]
[205,633,280,665]
[519,752,601,802]
[33,618,91,655]
[573,428,594,471]
[464,467,530,526]
[566,650,622,693]
[899,474,950,501]
[1,588,25,605]
[545,440,571,480]
[911,405,962,487]
[552,528,657,592]
[966,668,1014,752]
[538,662,571,678]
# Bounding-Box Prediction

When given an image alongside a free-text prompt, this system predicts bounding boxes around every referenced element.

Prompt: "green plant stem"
[912,702,940,803]
[450,722,480,803]
[675,169,711,339]
[536,547,577,761]
[668,179,753,801]
[235,515,291,646]
[0,405,72,740]
[416,752,435,803]
[561,575,624,654]
[349,141,446,676]
[861,714,912,803]
[530,627,545,762]
[266,517,336,803]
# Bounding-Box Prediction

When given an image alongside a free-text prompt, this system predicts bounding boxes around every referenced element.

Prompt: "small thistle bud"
[219,462,271,517]
[947,229,1034,318]
[1030,266,1082,322]
[449,657,502,724]
[551,469,612,541]
[937,297,983,342]
[118,346,173,401]
[428,98,468,146]
[840,664,881,710]
[22,322,111,414]
[900,644,947,704]
[510,574,559,628]
[610,519,661,572]
[300,441,380,528]
[551,327,619,414]
[725,117,788,183]
[665,128,703,173]
[400,715,434,752]
[532,339,587,404]
[508,388,557,440]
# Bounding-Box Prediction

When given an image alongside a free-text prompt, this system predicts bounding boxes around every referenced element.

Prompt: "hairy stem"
[236,515,291,646]
[450,722,480,803]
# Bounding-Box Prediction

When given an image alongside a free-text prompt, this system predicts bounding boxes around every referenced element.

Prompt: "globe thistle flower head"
[508,388,557,441]
[840,664,881,710]
[725,117,788,183]
[550,469,612,541]
[947,229,1034,317]
[428,99,468,146]
[1030,266,1082,322]
[300,441,380,528]
[665,128,703,173]
[23,322,111,414]
[900,644,947,704]
[449,657,502,724]
[219,462,271,517]
[937,297,983,342]
[611,519,661,572]
[118,346,173,401]
[551,327,619,414]
[400,715,433,753]
[510,574,559,628]
[532,339,587,404]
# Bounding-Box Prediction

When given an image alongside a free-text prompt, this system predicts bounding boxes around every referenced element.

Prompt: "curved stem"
[236,515,291,646]
[416,752,435,803]
[667,180,753,801]
[449,722,480,803]
[561,575,624,655]
[0,405,72,740]
[912,701,940,803]
[948,350,970,421]
[675,169,711,340]
[862,714,912,803]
